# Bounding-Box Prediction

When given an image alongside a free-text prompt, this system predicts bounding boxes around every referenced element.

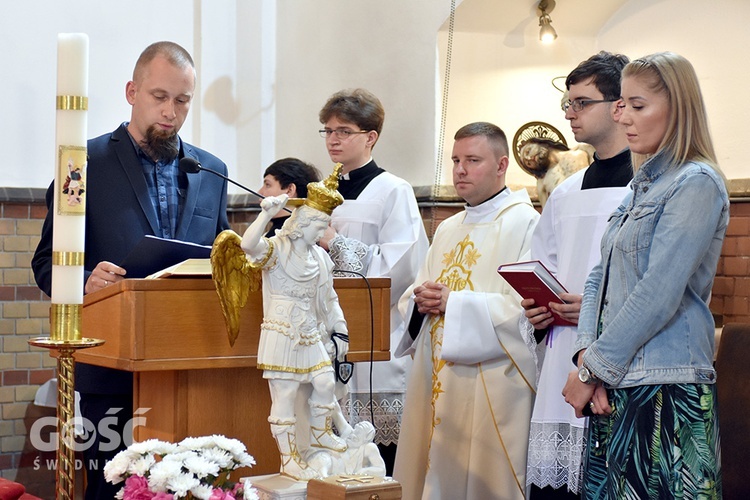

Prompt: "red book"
[497,259,575,327]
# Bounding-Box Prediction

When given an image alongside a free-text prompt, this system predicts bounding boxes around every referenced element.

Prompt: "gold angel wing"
[210,230,262,346]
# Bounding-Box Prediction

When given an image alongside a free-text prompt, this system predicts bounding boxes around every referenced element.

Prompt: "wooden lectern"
[76,277,391,476]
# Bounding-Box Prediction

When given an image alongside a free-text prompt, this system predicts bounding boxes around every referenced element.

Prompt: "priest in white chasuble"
[393,122,540,500]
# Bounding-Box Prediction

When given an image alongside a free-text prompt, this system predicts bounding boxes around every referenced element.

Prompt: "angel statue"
[212,165,364,481]
[519,137,594,206]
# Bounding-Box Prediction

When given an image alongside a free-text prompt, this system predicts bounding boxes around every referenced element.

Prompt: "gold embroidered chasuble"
[394,190,539,499]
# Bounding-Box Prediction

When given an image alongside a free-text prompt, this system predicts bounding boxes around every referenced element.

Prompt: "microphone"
[179,157,291,213]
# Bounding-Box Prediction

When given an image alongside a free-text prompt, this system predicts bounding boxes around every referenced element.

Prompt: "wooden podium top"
[76,277,391,371]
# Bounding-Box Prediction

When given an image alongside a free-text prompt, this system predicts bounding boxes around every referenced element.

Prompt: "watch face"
[578,366,590,383]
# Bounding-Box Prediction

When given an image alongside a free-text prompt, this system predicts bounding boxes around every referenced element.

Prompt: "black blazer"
[32,123,230,393]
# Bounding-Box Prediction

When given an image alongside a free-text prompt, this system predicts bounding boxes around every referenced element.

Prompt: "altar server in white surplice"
[317,88,429,474]
[393,122,540,500]
[523,51,632,500]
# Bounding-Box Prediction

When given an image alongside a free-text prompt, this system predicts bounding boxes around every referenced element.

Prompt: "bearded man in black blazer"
[32,41,230,499]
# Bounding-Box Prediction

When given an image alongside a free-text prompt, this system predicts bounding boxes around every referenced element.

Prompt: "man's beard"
[140,125,179,163]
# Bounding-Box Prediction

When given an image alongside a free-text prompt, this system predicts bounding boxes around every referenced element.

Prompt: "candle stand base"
[28,337,104,500]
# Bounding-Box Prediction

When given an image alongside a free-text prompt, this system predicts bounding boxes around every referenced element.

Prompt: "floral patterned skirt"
[582,383,721,499]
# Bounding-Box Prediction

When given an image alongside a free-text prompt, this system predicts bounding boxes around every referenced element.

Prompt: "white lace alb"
[342,392,403,446]
[526,421,586,493]
[329,234,371,277]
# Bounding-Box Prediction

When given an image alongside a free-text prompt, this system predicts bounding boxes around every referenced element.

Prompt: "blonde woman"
[563,52,728,498]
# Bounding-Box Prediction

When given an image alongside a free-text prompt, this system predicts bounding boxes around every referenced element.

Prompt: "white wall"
[599,0,747,181]
[1,1,196,188]
[2,0,448,192]
[1,0,747,191]
[271,0,448,189]
[441,0,748,187]
[438,30,599,187]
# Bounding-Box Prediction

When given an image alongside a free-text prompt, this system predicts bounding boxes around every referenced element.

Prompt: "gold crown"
[303,163,344,215]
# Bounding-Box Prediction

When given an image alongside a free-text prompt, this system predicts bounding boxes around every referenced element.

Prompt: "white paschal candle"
[51,34,88,305]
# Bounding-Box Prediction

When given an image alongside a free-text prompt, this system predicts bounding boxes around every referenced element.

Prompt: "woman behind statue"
[562,52,728,498]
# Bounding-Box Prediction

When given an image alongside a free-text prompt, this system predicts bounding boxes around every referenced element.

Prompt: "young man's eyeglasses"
[319,128,369,140]
[562,98,618,112]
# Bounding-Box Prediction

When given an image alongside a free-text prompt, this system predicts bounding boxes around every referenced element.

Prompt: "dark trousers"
[79,393,132,500]
[530,485,580,500]
[377,442,397,477]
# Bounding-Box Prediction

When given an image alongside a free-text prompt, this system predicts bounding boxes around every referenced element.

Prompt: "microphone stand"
[181,158,292,214]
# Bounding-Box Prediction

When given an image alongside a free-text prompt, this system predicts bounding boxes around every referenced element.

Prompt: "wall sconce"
[538,0,558,43]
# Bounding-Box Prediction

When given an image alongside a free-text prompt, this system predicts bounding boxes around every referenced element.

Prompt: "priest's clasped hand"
[413,280,450,315]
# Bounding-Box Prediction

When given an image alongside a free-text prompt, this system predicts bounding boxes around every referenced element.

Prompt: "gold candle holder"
[30,317,103,500]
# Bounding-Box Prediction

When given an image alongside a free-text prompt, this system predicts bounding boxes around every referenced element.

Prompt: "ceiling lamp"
[538,0,558,44]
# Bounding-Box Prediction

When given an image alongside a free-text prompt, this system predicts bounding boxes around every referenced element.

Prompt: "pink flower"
[122,475,154,500]
[209,488,236,500]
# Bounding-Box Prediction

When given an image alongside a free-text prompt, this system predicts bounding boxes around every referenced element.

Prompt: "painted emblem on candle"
[58,145,87,214]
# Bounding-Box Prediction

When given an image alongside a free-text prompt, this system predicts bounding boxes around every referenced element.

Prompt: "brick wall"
[711,201,750,324]
[0,189,748,488]
[0,199,56,482]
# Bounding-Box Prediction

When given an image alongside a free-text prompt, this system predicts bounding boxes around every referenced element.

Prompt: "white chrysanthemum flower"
[129,454,157,476]
[184,454,220,479]
[179,436,213,450]
[105,434,257,499]
[148,458,184,492]
[146,475,168,494]
[164,450,195,464]
[114,487,125,499]
[234,452,256,468]
[103,452,132,483]
[110,448,142,464]
[242,480,260,500]
[157,442,180,455]
[127,438,172,455]
[199,448,233,469]
[212,435,246,457]
[188,483,215,500]
[167,472,201,497]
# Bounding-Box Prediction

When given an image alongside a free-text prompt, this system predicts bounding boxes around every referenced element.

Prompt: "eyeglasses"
[562,98,617,112]
[319,128,369,140]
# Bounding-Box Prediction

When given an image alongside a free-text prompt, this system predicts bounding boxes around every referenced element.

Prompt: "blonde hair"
[622,52,722,179]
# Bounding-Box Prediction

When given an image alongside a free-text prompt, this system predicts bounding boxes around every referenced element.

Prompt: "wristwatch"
[578,364,598,385]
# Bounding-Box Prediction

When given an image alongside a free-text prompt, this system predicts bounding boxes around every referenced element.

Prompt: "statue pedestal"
[249,474,402,500]
[249,474,307,500]
[307,475,402,499]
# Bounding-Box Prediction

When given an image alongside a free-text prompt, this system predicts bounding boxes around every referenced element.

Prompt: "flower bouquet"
[104,435,258,500]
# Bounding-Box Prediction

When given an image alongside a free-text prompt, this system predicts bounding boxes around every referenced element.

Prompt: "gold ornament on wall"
[512,121,567,176]
[513,121,593,206]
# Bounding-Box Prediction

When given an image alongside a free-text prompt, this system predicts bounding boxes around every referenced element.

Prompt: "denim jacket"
[575,153,729,388]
